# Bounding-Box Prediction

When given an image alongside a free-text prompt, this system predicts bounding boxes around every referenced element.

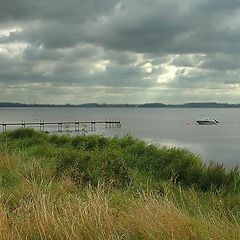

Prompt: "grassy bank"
[0,128,239,239]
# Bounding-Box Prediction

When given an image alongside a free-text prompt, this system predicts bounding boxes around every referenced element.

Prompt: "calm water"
[0,107,240,168]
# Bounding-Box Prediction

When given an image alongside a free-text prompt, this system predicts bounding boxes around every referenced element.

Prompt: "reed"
[1,128,240,193]
[0,179,239,239]
[0,129,239,239]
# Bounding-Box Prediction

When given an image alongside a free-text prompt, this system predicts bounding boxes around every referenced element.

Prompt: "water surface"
[0,107,239,167]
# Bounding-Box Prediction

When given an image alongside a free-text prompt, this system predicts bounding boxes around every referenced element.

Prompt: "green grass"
[1,128,240,193]
[0,128,239,239]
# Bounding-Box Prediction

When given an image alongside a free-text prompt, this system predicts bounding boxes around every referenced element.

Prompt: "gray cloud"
[199,54,240,71]
[1,0,240,103]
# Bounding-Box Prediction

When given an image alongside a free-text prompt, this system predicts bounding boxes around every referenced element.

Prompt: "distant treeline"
[0,102,240,108]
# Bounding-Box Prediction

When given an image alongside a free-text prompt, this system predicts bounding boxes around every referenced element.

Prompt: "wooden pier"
[0,119,121,132]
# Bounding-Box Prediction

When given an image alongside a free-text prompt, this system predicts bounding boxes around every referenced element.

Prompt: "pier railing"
[0,119,121,132]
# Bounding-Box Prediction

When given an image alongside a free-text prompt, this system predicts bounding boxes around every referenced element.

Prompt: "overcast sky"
[0,0,240,104]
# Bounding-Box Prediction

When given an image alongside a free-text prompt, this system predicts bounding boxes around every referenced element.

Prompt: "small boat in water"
[196,118,219,125]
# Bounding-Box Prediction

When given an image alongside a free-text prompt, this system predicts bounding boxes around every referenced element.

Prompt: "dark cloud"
[83,0,240,54]
[199,54,240,71]
[1,0,240,103]
[0,0,119,22]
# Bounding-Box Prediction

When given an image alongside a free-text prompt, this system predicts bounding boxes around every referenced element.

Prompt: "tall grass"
[1,128,240,193]
[0,129,239,239]
[0,178,239,239]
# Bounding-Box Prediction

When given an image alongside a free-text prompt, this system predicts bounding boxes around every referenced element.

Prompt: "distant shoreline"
[0,102,240,108]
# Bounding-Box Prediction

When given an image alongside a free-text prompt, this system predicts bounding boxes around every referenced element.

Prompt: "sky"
[0,0,240,104]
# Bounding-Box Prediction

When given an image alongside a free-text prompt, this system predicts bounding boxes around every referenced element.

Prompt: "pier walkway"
[0,119,121,132]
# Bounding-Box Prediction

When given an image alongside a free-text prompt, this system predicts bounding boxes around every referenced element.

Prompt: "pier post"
[40,120,44,131]
[2,123,6,132]
[118,119,121,127]
[91,121,95,131]
[75,121,80,132]
[58,122,63,132]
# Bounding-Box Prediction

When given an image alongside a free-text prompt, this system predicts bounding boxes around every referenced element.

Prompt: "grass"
[0,128,239,239]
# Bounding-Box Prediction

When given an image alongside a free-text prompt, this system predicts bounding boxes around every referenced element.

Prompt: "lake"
[0,107,240,168]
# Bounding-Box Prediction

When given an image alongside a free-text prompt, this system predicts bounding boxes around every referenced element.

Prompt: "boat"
[196,118,219,125]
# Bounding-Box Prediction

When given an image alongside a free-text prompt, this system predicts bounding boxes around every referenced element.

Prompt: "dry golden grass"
[0,190,119,240]
[122,199,196,239]
[121,195,240,240]
[0,153,19,171]
[0,188,238,240]
[0,153,239,240]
